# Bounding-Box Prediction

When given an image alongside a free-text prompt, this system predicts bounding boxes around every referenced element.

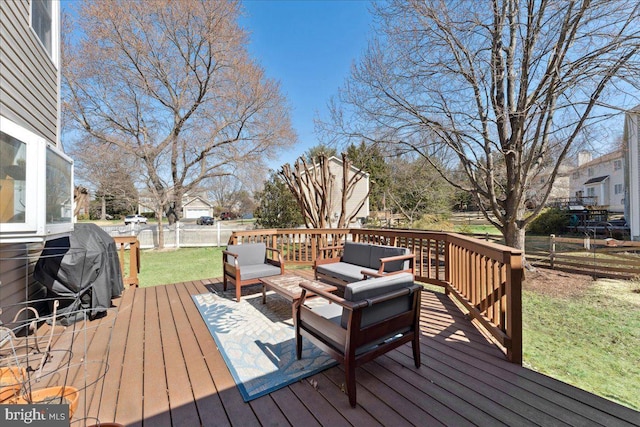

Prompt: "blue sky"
[240,1,374,168]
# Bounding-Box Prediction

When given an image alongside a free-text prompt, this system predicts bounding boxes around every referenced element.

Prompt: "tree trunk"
[101,195,107,220]
[504,221,526,252]
[165,202,178,225]
[156,211,165,249]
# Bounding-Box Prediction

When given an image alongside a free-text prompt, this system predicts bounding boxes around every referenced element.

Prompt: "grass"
[522,280,640,410]
[454,224,502,235]
[137,247,224,288]
[128,247,640,411]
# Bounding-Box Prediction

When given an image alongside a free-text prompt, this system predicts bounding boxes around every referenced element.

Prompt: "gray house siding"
[625,107,640,240]
[0,244,48,321]
[1,1,59,306]
[0,0,59,145]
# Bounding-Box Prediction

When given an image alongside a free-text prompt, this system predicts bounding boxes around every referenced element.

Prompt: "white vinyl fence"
[100,222,246,249]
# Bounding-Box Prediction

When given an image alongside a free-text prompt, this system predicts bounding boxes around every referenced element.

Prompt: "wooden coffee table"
[260,273,338,320]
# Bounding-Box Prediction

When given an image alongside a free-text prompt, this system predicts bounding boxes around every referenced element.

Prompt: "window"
[0,116,73,242]
[572,171,580,179]
[31,0,59,65]
[0,130,28,224]
[613,159,622,170]
[614,183,623,195]
[586,187,596,197]
[46,146,73,227]
[587,168,594,177]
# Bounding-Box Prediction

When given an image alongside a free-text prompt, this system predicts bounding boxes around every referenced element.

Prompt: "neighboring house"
[624,105,640,241]
[321,156,370,225]
[568,149,626,213]
[526,164,571,208]
[1,1,73,304]
[138,189,213,219]
[182,193,213,219]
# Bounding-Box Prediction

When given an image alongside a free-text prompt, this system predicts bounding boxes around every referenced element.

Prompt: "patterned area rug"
[192,289,337,402]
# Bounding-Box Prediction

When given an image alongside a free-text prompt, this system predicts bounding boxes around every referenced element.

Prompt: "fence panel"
[528,235,640,279]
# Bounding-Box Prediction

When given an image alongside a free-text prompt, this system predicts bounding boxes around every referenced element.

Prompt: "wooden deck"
[65,276,638,426]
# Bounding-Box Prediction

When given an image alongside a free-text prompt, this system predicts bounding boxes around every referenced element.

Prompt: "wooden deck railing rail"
[229,228,523,363]
[113,236,140,288]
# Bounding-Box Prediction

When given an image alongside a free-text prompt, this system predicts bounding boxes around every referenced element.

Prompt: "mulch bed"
[523,267,596,299]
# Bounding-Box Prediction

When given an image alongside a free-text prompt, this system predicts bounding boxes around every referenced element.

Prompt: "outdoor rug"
[192,290,337,402]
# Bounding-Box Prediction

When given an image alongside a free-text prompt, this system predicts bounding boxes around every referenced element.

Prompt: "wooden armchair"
[295,272,421,407]
[222,243,284,302]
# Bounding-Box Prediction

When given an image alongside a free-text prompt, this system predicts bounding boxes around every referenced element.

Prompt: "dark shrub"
[527,208,569,235]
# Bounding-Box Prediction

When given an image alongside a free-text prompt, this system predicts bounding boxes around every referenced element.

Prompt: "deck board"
[94,290,132,423]
[142,286,171,427]
[52,275,639,426]
[161,284,202,426]
[117,283,145,427]
[174,281,231,426]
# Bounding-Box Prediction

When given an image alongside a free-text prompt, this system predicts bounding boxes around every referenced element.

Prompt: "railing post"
[444,238,451,296]
[549,234,556,269]
[505,250,523,364]
[118,241,125,277]
[129,238,140,287]
[113,236,140,288]
[311,233,318,264]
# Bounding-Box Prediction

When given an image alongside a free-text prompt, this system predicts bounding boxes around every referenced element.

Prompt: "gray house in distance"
[624,105,640,241]
[1,1,74,304]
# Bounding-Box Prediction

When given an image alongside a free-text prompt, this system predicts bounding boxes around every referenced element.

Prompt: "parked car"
[220,212,237,220]
[124,214,148,224]
[196,216,215,225]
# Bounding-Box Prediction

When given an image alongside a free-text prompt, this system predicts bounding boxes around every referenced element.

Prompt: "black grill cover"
[34,223,124,321]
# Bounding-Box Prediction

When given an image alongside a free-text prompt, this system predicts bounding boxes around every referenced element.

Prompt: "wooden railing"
[229,228,523,363]
[113,236,140,288]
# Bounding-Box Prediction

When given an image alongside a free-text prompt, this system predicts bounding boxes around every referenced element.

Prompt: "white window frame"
[587,168,594,177]
[613,159,622,170]
[586,187,596,197]
[30,0,60,67]
[0,116,73,243]
[614,183,623,194]
[0,117,42,235]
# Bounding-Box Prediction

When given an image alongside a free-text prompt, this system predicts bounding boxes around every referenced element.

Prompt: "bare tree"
[386,155,454,223]
[72,141,138,219]
[62,0,294,247]
[207,175,243,212]
[324,0,640,251]
[280,154,370,228]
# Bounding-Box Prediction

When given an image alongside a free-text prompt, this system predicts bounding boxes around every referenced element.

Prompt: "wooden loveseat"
[314,241,415,289]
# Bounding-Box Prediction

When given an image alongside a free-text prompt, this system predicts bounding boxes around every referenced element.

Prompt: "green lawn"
[131,247,639,411]
[137,247,224,287]
[522,281,640,410]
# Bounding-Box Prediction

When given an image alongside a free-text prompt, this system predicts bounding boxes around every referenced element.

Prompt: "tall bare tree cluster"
[62,0,294,247]
[280,154,370,228]
[324,0,640,250]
